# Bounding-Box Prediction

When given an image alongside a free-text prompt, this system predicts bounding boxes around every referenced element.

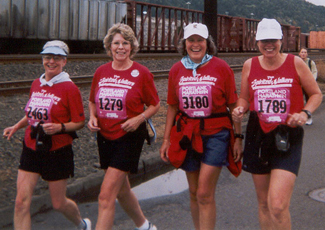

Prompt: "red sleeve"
[67,84,85,123]
[142,70,160,106]
[167,62,180,105]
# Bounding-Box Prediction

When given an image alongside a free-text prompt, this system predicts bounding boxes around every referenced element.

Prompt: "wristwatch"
[234,133,244,139]
[301,110,312,119]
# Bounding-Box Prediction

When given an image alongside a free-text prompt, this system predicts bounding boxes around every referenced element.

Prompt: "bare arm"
[287,56,323,126]
[232,59,251,122]
[3,116,29,140]
[41,120,85,135]
[159,104,178,163]
[228,103,243,162]
[87,101,101,132]
[121,102,160,132]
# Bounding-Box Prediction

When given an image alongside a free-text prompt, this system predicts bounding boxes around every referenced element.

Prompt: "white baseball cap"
[256,18,283,41]
[40,40,69,56]
[184,23,209,39]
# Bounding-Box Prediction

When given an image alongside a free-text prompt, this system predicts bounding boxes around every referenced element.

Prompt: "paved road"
[4,103,325,230]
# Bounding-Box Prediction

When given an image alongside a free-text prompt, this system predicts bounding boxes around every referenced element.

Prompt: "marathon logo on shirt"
[99,75,135,89]
[179,74,217,86]
[31,90,61,104]
[181,85,209,96]
[251,76,293,90]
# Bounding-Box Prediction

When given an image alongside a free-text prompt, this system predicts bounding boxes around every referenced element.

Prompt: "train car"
[309,31,325,50]
[0,0,306,54]
[0,0,127,53]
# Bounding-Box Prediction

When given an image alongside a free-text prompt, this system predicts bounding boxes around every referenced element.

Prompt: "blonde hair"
[103,23,139,58]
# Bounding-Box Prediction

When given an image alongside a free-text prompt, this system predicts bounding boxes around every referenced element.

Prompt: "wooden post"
[204,0,218,55]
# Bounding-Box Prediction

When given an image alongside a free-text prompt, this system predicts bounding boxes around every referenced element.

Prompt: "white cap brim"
[40,46,67,56]
[184,23,209,39]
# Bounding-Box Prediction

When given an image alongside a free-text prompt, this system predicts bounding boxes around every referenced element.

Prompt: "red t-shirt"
[248,54,304,133]
[167,56,238,135]
[24,79,85,151]
[89,61,160,140]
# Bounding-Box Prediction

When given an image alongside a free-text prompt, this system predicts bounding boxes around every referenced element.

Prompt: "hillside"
[135,0,325,33]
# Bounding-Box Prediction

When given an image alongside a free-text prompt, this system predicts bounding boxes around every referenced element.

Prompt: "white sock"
[137,219,149,230]
[78,219,87,230]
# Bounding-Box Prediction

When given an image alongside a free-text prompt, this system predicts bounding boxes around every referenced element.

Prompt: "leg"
[252,173,272,230]
[185,170,200,230]
[95,168,128,230]
[268,169,296,230]
[196,163,222,230]
[14,169,40,230]
[117,176,146,227]
[48,179,83,226]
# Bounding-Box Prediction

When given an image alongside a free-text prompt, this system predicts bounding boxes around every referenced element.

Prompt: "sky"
[306,0,325,6]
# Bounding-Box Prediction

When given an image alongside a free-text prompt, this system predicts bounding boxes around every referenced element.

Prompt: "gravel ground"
[1,54,324,212]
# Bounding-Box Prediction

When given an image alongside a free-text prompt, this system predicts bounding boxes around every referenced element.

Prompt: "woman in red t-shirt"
[232,18,322,229]
[88,23,160,230]
[3,40,90,230]
[160,23,243,230]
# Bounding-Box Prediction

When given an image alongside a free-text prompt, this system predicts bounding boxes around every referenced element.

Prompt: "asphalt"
[1,100,325,229]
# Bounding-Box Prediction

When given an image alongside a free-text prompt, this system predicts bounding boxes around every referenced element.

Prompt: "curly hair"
[177,35,217,56]
[103,23,139,58]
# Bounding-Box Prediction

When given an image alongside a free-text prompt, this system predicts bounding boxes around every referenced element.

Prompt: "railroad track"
[0,67,243,95]
[0,53,259,64]
[0,53,183,64]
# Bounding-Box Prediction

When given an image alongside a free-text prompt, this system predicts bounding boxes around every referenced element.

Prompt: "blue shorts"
[180,129,230,172]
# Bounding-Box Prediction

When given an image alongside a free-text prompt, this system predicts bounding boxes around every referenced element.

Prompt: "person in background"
[3,40,91,230]
[299,47,318,125]
[160,23,243,230]
[87,23,160,230]
[232,18,322,229]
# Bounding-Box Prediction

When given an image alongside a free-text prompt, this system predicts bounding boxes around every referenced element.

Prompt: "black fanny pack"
[30,121,52,151]
[274,125,290,152]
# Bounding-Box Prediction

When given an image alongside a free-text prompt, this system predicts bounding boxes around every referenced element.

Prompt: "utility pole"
[204,0,218,55]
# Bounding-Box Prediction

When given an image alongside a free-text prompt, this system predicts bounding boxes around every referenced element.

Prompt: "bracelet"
[61,123,66,133]
[234,133,244,139]
[141,113,147,122]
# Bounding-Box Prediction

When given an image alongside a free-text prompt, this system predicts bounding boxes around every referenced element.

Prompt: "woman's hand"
[160,139,170,163]
[232,106,245,123]
[88,117,101,132]
[41,123,61,135]
[3,125,18,140]
[287,112,308,127]
[233,138,243,163]
[121,115,144,132]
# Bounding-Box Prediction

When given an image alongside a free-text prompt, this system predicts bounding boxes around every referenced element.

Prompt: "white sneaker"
[134,222,157,230]
[148,222,157,230]
[306,118,313,125]
[83,218,91,230]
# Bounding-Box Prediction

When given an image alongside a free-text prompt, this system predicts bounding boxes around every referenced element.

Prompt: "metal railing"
[124,0,301,53]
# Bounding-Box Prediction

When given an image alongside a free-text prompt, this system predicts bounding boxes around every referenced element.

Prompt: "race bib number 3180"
[179,85,212,117]
[254,88,290,123]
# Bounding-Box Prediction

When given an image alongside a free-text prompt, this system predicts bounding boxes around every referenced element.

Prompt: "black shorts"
[243,112,304,176]
[19,142,74,181]
[97,122,147,174]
